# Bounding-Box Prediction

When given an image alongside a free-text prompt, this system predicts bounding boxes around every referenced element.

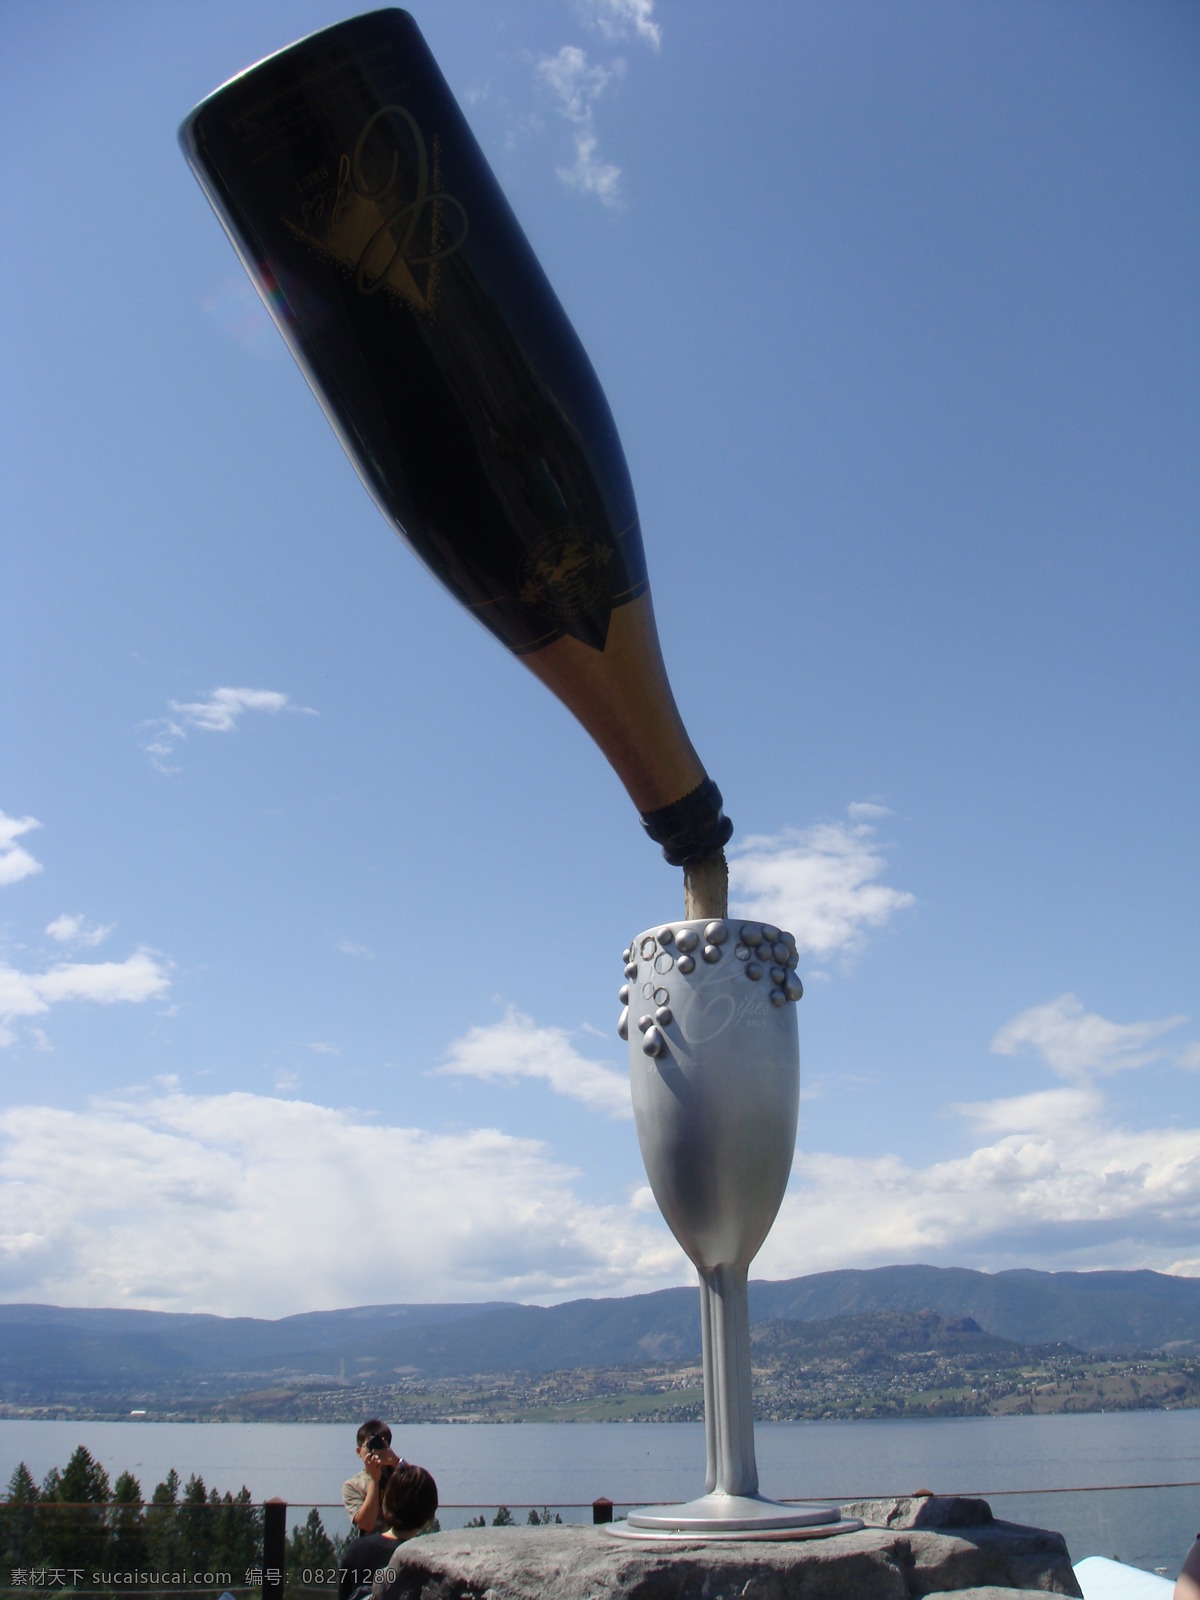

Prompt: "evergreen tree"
[45,1445,112,1575]
[57,1447,111,1504]
[1,1462,41,1571]
[144,1468,183,1575]
[109,1471,148,1573]
[177,1474,211,1572]
[211,1487,261,1579]
[285,1508,340,1589]
[491,1507,514,1527]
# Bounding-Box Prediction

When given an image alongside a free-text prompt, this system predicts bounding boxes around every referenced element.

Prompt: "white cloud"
[0,1089,677,1315]
[336,940,374,960]
[951,1082,1105,1140]
[0,950,171,1048]
[537,45,617,124]
[576,0,661,50]
[761,1111,1200,1282]
[142,687,316,772]
[435,1006,631,1119]
[758,997,1200,1282]
[536,46,624,206]
[1,992,1196,1313]
[46,913,114,949]
[728,810,914,961]
[307,1042,341,1057]
[169,687,298,732]
[991,994,1189,1082]
[0,813,42,887]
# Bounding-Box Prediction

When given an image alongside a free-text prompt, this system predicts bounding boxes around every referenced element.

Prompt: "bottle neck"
[522,589,707,816]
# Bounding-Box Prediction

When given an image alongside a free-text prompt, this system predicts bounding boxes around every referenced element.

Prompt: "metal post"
[263,1498,286,1600]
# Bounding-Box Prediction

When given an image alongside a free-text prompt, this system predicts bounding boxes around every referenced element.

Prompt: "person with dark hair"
[1175,1534,1200,1600]
[337,1464,439,1600]
[342,1420,404,1534]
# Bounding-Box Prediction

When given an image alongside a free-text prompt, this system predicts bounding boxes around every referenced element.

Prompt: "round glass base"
[605,1493,864,1542]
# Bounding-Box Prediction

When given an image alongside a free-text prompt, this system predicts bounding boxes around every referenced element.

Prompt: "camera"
[367,1433,388,1453]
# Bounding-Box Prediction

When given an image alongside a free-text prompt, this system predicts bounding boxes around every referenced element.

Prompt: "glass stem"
[699,1261,759,1497]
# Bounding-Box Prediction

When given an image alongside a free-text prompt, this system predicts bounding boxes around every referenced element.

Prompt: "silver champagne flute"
[615,916,858,1539]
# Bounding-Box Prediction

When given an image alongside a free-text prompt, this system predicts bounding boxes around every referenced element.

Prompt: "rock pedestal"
[373,1496,1083,1600]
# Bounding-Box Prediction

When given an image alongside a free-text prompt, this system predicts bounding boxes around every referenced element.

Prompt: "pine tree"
[285,1508,340,1589]
[45,1445,112,1575]
[177,1474,210,1572]
[211,1487,261,1579]
[110,1472,148,1574]
[525,1507,562,1525]
[145,1468,183,1574]
[0,1463,41,1571]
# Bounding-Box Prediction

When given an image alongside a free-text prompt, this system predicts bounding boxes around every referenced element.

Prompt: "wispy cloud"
[141,687,316,772]
[0,1088,675,1314]
[765,1115,1200,1282]
[847,800,893,821]
[0,813,42,888]
[436,1006,631,1119]
[0,817,170,1047]
[46,914,114,949]
[336,940,374,960]
[728,807,914,962]
[760,997,1200,1282]
[0,950,172,1048]
[4,998,1197,1313]
[576,0,661,50]
[1,987,1195,1312]
[536,46,624,206]
[992,994,1188,1082]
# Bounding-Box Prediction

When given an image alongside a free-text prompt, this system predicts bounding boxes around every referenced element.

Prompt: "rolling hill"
[1,1266,1196,1409]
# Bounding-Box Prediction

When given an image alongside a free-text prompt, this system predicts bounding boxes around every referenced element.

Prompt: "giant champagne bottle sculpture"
[180,7,730,878]
[182,8,856,1541]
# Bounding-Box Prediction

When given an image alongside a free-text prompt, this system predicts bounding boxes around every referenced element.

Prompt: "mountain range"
[1,1266,1196,1408]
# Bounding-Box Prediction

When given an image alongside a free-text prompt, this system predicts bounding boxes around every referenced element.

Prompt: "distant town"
[3,1308,1197,1425]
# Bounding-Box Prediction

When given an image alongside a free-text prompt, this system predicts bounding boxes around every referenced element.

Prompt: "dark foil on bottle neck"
[640,779,734,867]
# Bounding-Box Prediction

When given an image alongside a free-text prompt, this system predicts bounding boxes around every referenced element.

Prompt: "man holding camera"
[342,1420,404,1534]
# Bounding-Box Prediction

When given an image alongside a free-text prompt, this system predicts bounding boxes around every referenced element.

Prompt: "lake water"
[3,1413,1197,1574]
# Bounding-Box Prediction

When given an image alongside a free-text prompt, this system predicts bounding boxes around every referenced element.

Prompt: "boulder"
[843,1494,995,1529]
[371,1497,1083,1600]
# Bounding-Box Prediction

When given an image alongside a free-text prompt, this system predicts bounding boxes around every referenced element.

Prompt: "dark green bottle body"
[181,7,646,658]
[181,9,731,863]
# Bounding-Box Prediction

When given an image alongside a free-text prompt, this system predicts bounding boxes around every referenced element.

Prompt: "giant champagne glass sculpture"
[614,918,858,1538]
[181,8,856,1540]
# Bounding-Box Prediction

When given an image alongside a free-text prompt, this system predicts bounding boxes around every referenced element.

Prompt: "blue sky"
[1,0,1197,1318]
